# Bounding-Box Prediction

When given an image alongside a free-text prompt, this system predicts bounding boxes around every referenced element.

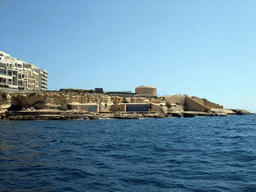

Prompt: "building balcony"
[0,63,6,68]
[41,84,48,88]
[0,74,12,79]
[41,76,48,81]
[40,71,48,78]
[8,84,18,89]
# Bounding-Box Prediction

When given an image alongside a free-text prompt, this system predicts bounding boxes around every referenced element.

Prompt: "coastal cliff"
[0,90,252,120]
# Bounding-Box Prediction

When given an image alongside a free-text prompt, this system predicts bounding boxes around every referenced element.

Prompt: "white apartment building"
[0,51,48,91]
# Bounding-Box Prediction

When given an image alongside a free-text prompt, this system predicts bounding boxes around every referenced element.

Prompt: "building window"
[0,70,6,75]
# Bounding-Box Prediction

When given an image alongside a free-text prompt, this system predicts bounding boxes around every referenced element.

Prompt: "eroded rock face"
[210,108,236,116]
[0,91,11,113]
[6,92,166,112]
[230,109,251,115]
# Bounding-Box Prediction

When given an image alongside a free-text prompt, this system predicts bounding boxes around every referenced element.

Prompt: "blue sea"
[0,115,256,192]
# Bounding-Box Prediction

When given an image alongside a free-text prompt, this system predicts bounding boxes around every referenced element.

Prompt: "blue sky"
[0,0,255,112]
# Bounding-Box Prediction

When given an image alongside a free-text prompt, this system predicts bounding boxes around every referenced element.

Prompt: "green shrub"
[166,102,171,108]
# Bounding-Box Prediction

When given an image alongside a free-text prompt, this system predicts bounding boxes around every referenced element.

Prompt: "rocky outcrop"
[230,109,251,115]
[210,108,236,116]
[0,91,11,113]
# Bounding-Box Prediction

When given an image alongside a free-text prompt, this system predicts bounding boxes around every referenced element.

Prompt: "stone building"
[135,85,157,97]
[0,51,48,91]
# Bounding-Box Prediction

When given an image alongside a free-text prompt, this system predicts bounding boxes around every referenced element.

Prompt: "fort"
[0,87,251,121]
[0,51,251,120]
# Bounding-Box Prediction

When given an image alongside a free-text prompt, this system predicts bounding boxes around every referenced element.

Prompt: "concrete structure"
[126,103,150,112]
[135,85,157,97]
[95,88,103,93]
[0,51,48,91]
[110,103,150,112]
[106,92,137,96]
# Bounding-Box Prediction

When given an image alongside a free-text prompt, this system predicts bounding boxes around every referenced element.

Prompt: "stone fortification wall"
[0,91,251,119]
[185,95,210,112]
[164,94,185,105]
[167,104,184,112]
[135,86,157,96]
[150,104,166,114]
[191,96,223,109]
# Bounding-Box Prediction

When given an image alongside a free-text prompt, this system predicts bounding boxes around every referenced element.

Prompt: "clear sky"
[0,0,255,112]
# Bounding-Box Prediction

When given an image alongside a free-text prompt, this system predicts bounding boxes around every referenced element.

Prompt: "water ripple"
[0,115,256,191]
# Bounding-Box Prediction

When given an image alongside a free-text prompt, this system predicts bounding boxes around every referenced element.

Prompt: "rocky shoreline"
[0,91,252,121]
[1,108,252,121]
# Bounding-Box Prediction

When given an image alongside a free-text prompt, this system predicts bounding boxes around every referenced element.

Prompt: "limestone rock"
[230,109,251,115]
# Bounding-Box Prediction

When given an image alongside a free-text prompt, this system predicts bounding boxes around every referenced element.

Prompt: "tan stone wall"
[185,96,210,112]
[150,104,165,114]
[167,104,184,112]
[164,94,185,105]
[135,86,157,96]
[191,96,223,109]
[110,104,126,112]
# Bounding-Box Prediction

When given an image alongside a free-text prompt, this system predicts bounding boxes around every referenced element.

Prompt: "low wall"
[164,94,185,105]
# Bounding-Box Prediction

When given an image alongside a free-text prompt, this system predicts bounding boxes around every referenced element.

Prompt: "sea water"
[0,115,256,191]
